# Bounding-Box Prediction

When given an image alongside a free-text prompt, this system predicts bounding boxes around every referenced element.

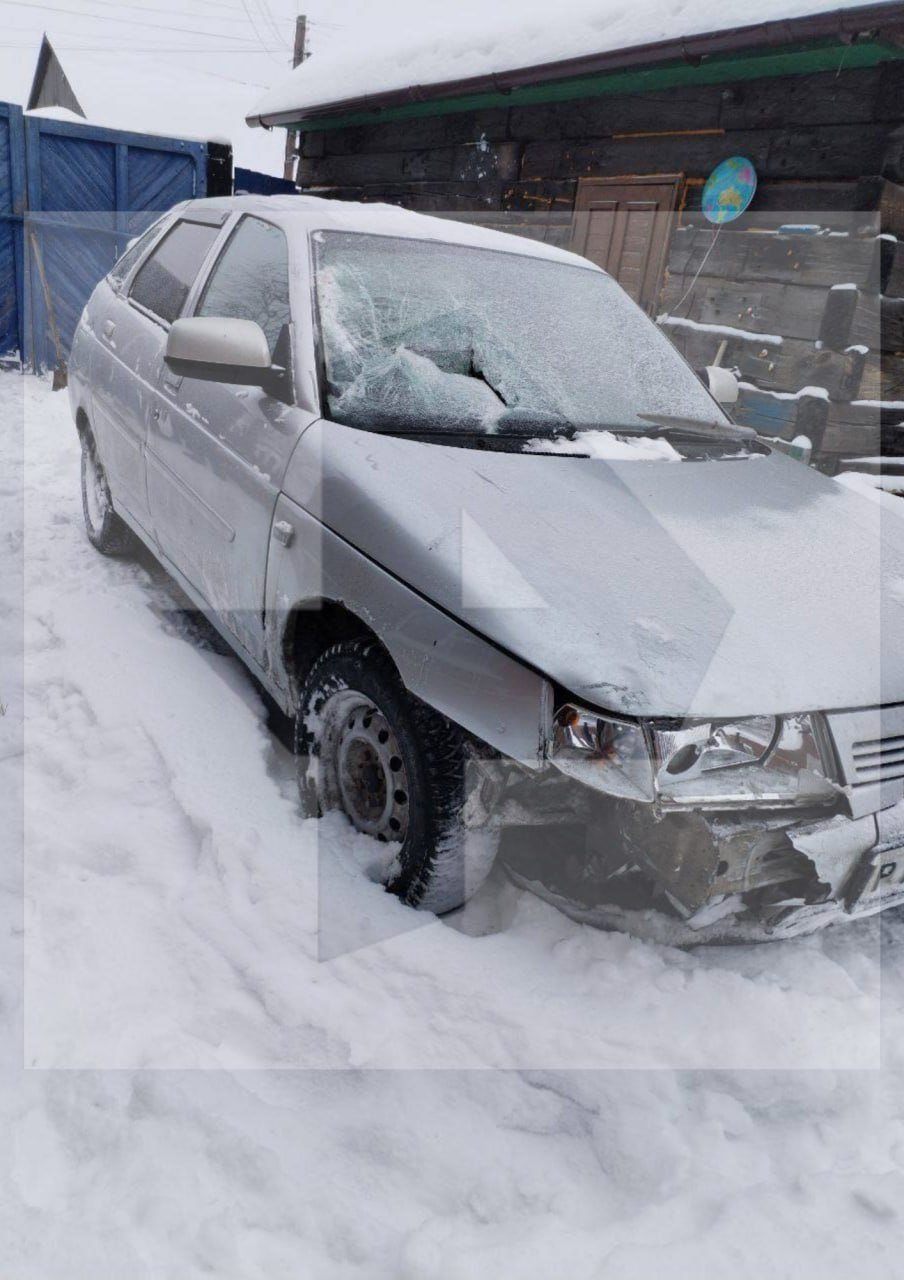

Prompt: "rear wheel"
[80,431,134,556]
[295,638,499,913]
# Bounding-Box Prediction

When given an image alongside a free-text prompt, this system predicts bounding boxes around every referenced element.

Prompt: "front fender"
[264,495,552,768]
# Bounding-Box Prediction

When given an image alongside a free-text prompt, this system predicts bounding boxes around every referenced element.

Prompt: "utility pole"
[283,13,307,183]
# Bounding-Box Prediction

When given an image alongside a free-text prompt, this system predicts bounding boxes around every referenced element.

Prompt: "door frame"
[570,173,684,313]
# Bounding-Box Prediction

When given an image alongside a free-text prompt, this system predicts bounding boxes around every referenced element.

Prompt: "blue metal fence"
[234,166,296,196]
[0,105,209,368]
[0,102,25,356]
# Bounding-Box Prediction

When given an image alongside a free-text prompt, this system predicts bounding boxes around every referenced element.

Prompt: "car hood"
[286,421,904,718]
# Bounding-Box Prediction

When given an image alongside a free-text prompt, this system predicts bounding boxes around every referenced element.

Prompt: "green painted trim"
[288,37,904,133]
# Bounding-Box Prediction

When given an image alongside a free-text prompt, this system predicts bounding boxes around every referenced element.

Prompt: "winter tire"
[295,637,500,913]
[80,431,135,556]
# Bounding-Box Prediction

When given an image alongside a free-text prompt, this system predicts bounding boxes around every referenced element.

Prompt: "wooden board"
[858,354,904,402]
[302,141,523,187]
[300,180,508,212]
[732,386,802,437]
[719,68,883,131]
[660,272,830,342]
[313,109,510,156]
[519,123,892,185]
[503,179,578,211]
[844,293,904,353]
[664,324,866,399]
[879,181,904,239]
[667,227,881,290]
[733,387,886,460]
[508,87,724,141]
[885,238,904,298]
[681,181,866,227]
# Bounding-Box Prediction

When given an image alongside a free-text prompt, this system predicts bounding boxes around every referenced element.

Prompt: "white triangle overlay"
[460,510,548,611]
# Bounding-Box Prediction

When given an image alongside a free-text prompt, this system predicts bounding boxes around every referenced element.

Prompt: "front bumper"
[478,752,904,938]
[621,794,904,932]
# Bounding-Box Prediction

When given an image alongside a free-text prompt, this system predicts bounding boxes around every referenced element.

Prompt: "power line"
[0,0,289,42]
[239,0,285,63]
[3,42,288,51]
[12,0,297,22]
[255,0,286,46]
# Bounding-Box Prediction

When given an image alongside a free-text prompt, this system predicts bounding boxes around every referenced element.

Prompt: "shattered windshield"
[312,230,728,438]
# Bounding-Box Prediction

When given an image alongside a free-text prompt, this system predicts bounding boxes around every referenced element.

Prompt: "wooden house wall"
[297,60,904,466]
[298,64,904,219]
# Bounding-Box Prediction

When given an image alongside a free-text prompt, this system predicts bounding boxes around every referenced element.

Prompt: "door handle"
[162,371,183,394]
[102,319,115,341]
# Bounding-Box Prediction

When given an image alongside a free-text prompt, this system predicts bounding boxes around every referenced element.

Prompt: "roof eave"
[246,1,904,129]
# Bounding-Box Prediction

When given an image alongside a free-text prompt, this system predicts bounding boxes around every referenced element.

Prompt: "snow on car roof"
[181,195,599,269]
[248,0,899,125]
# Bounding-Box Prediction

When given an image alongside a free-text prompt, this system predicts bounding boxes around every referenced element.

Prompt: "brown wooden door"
[571,175,683,313]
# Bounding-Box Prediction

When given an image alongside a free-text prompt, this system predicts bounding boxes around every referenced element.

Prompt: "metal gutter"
[248,2,904,128]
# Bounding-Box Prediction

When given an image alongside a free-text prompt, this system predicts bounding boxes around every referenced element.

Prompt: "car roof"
[176,194,599,271]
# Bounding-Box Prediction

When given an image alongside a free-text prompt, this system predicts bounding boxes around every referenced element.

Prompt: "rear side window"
[196,215,291,356]
[129,219,220,324]
[107,220,166,292]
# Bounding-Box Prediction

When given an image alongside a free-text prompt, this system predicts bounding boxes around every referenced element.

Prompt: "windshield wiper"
[636,412,756,442]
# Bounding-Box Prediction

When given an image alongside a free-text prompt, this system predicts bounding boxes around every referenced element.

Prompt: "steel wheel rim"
[317,688,410,843]
[83,441,110,534]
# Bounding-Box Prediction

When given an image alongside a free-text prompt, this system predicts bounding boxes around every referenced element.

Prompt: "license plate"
[864,853,904,896]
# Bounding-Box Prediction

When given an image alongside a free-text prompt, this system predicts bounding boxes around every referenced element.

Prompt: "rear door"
[147,213,310,664]
[571,175,682,313]
[111,210,223,540]
[86,218,174,532]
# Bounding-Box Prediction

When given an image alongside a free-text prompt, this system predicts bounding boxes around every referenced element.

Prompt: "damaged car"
[69,194,904,940]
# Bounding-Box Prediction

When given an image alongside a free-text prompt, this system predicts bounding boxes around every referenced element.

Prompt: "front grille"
[850,732,904,784]
[829,704,904,788]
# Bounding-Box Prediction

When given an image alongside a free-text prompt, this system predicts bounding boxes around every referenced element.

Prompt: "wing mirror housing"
[164,316,279,388]
[703,365,740,407]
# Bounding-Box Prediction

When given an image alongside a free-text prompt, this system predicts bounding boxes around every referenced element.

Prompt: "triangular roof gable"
[26,33,85,117]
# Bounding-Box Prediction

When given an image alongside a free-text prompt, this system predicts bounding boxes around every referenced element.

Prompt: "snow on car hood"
[287,421,904,718]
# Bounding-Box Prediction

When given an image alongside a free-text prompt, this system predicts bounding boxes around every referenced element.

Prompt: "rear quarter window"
[128,219,220,324]
[107,220,167,292]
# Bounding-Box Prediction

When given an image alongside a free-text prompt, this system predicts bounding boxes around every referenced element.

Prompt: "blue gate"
[0,106,210,368]
[0,103,25,356]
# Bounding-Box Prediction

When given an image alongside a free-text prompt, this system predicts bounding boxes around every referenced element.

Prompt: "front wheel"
[80,431,135,556]
[295,638,500,913]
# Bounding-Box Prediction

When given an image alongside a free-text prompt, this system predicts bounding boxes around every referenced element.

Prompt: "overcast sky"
[0,0,491,98]
[0,0,496,170]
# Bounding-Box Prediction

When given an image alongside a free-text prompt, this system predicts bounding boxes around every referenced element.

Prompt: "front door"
[571,175,682,313]
[147,213,309,665]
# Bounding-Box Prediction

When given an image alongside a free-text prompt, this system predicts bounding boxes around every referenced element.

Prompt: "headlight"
[551,705,654,802]
[550,705,837,809]
[651,714,837,808]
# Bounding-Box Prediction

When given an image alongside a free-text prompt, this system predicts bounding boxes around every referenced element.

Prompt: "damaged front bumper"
[469,709,904,938]
[619,793,904,938]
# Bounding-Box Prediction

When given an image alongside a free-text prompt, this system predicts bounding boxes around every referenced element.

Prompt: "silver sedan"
[69,194,904,940]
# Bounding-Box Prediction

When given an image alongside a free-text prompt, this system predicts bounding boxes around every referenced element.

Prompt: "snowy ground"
[4,369,904,1274]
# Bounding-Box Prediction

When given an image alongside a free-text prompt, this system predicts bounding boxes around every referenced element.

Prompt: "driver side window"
[196,215,291,358]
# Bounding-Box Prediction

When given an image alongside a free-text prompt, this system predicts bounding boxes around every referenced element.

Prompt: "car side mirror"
[703,365,740,407]
[164,316,276,387]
